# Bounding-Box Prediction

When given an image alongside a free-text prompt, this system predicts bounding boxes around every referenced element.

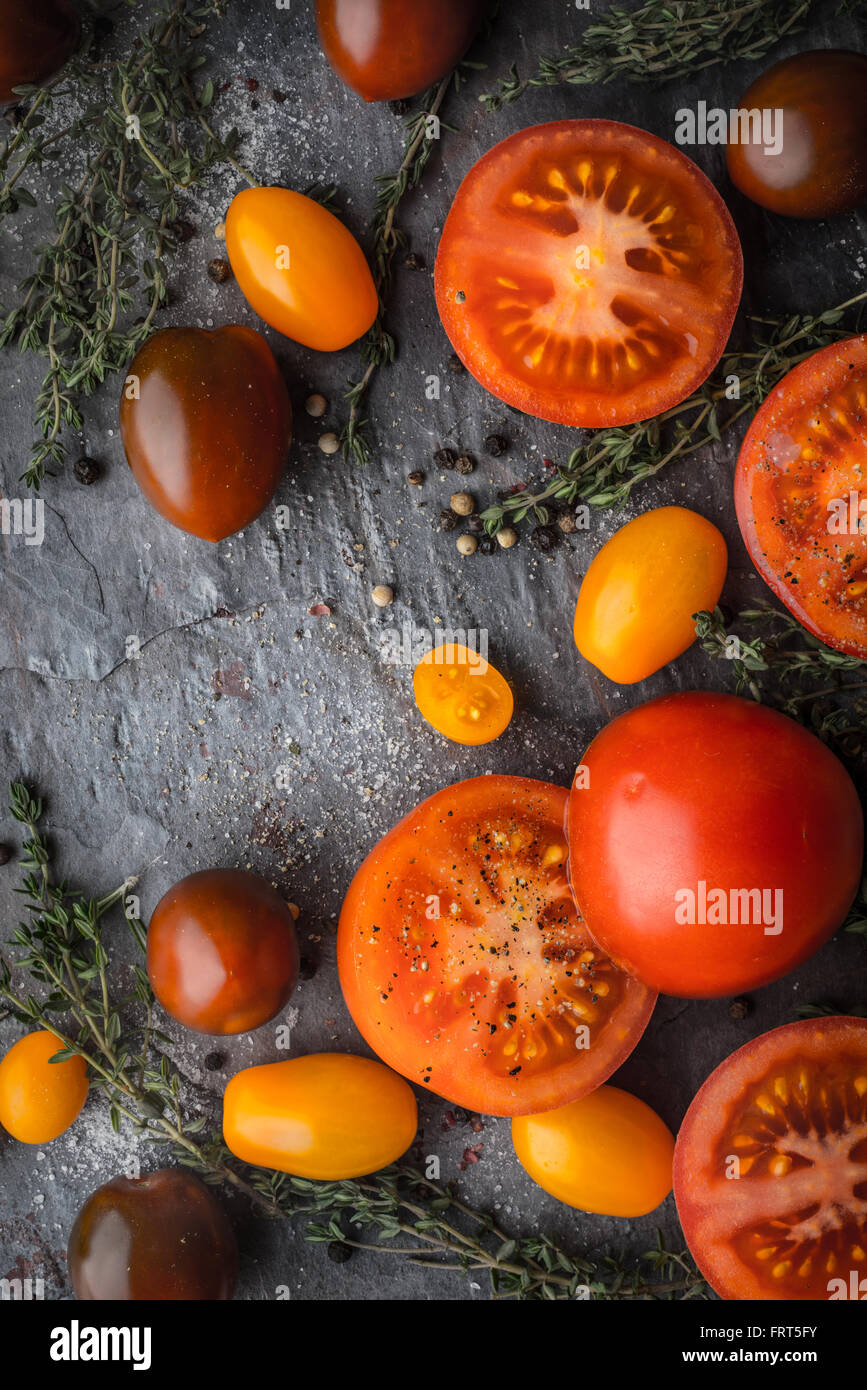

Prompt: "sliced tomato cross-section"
[435,120,743,427]
[735,334,867,658]
[337,775,656,1116]
[674,1018,867,1301]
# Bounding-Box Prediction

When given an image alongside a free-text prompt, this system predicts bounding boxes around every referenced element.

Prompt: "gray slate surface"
[1,0,866,1301]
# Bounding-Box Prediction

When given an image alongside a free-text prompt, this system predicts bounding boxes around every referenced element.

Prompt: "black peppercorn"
[478,536,495,556]
[454,454,476,476]
[557,511,577,534]
[74,455,100,485]
[728,997,751,1020]
[327,1241,354,1264]
[466,515,484,534]
[530,524,559,553]
[434,448,457,470]
[204,1051,226,1071]
[404,252,426,271]
[484,434,508,457]
[0,845,13,866]
[169,218,196,243]
[408,470,424,486]
[447,353,465,374]
[207,258,232,283]
[438,509,458,532]
[271,88,288,103]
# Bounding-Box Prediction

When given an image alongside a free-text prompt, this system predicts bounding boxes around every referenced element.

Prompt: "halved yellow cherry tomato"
[512,1084,674,1217]
[0,1030,89,1144]
[413,642,514,745]
[573,505,727,683]
[222,1052,417,1179]
[225,186,379,351]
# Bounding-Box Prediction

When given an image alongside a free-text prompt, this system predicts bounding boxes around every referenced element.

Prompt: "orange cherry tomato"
[512,1084,674,1217]
[573,506,727,683]
[413,642,514,744]
[225,187,379,351]
[120,325,292,542]
[222,1053,417,1179]
[0,1030,88,1144]
[147,869,300,1035]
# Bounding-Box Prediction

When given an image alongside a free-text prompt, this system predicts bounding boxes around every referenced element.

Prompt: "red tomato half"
[338,776,656,1117]
[567,692,863,998]
[735,334,867,658]
[435,120,743,427]
[675,1017,867,1301]
[316,0,486,103]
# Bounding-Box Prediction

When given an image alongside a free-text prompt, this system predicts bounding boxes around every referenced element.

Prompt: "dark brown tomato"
[69,1169,238,1301]
[0,0,80,103]
[147,869,300,1035]
[120,326,292,542]
[726,50,867,219]
[315,0,486,102]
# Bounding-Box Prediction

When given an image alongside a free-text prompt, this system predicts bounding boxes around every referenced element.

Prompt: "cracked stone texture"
[1,0,866,1302]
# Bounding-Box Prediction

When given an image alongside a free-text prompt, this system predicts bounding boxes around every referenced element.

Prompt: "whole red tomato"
[147,869,300,1035]
[726,50,867,218]
[69,1169,238,1300]
[119,326,292,542]
[567,692,863,998]
[315,0,487,102]
[0,0,80,103]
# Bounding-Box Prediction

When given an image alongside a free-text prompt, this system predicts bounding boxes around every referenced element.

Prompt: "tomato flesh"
[735,334,867,658]
[413,643,514,744]
[675,1018,867,1301]
[338,775,656,1116]
[435,120,743,427]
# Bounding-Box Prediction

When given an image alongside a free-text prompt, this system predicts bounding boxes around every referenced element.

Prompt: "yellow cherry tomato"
[225,186,379,351]
[0,1030,88,1144]
[511,1084,674,1217]
[222,1052,417,1179]
[413,642,514,745]
[573,505,727,684]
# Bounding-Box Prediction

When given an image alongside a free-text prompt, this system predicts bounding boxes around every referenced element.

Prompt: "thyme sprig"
[0,782,707,1301]
[0,0,250,489]
[693,604,867,706]
[480,292,867,534]
[339,69,465,467]
[480,0,815,113]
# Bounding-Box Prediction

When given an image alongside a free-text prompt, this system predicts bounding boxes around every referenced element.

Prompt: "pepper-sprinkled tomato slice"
[337,775,656,1116]
[435,120,743,427]
[735,334,867,658]
[674,1018,867,1301]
